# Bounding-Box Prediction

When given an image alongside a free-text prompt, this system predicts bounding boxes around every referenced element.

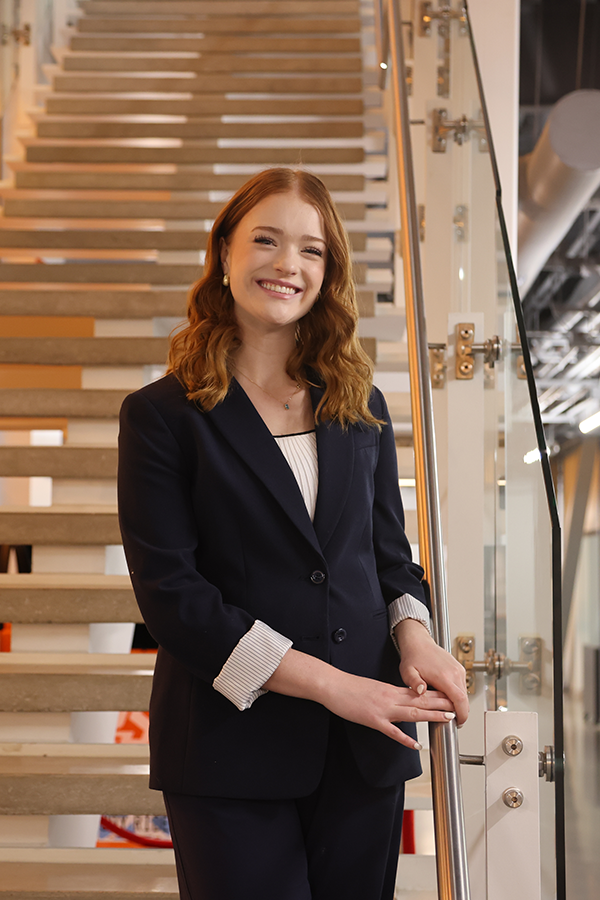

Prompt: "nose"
[273,245,298,275]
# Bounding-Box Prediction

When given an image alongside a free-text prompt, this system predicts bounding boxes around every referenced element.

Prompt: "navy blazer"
[118,372,429,799]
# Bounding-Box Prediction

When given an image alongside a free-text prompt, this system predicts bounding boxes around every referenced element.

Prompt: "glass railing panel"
[401,1,564,896]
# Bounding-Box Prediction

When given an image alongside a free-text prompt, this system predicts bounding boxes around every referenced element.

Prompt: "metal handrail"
[376,2,471,898]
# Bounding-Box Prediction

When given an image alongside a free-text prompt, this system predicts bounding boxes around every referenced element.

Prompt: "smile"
[258,281,301,295]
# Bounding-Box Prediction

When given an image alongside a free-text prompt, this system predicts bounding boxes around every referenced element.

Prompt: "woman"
[118,168,468,900]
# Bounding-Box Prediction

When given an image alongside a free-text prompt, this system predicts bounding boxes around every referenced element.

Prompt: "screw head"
[502,787,524,809]
[502,735,523,757]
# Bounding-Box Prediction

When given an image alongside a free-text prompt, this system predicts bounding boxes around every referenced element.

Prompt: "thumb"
[401,664,427,695]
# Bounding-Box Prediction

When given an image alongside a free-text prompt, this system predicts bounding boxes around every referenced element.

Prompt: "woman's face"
[220,191,327,335]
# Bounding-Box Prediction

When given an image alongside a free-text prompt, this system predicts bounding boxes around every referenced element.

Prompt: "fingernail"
[444,712,456,720]
[414,741,423,751]
[416,684,426,695]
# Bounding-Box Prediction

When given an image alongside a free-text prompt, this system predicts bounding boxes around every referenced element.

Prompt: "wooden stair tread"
[79,0,359,15]
[0,573,140,624]
[0,262,200,284]
[75,17,361,35]
[0,860,176,898]
[0,445,118,477]
[51,73,363,93]
[0,651,153,668]
[0,289,188,317]
[34,121,364,140]
[0,337,168,365]
[44,97,364,115]
[23,144,365,164]
[60,54,362,74]
[0,388,128,417]
[68,35,360,53]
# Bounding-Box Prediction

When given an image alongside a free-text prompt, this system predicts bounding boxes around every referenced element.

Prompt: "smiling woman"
[118,168,468,900]
[167,167,379,429]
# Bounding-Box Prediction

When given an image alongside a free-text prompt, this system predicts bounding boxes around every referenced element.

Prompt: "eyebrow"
[251,225,326,244]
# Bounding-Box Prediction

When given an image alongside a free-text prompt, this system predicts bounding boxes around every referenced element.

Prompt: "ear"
[219,237,230,274]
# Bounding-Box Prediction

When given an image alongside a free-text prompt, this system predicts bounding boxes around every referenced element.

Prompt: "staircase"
[0,1,425,897]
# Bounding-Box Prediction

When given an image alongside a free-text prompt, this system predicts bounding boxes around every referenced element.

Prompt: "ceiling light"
[524,449,542,464]
[579,410,600,434]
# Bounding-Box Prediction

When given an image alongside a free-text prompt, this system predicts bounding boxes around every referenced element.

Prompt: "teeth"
[260,281,298,295]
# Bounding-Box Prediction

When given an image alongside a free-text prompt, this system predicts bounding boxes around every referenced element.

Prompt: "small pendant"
[284,403,290,410]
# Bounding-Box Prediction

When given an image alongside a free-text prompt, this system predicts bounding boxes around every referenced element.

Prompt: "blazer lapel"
[204,379,322,556]
[310,385,355,551]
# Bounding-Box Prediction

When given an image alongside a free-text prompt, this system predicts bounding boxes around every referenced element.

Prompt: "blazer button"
[310,570,326,584]
[332,628,347,643]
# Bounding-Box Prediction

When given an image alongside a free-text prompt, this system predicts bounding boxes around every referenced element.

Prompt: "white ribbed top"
[274,430,319,520]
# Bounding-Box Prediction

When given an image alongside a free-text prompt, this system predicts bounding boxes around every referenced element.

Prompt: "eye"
[253,234,275,246]
[304,246,324,257]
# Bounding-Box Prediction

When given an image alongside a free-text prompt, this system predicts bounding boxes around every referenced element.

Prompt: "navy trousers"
[163,717,405,900]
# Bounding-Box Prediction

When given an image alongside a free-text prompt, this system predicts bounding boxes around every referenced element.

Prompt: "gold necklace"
[234,367,302,410]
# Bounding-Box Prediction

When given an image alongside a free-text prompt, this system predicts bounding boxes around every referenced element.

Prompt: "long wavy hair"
[168,167,381,427]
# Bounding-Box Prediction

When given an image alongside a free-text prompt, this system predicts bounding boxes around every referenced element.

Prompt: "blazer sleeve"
[370,388,431,616]
[118,389,264,684]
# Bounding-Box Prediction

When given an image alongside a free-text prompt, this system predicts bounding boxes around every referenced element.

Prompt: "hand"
[394,618,469,726]
[264,647,458,750]
[319,668,458,750]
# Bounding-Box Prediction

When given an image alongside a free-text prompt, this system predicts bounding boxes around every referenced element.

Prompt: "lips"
[257,280,302,295]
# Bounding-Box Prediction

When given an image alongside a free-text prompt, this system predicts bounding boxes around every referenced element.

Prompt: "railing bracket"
[455,634,542,695]
[419,2,467,37]
[432,108,487,152]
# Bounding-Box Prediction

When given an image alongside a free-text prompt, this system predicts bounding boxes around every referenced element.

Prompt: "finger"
[381,722,423,750]
[394,708,456,724]
[401,664,428,696]
[441,682,470,725]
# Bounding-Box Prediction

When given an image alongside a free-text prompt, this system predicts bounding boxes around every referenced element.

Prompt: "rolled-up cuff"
[212,619,293,711]
[388,594,432,655]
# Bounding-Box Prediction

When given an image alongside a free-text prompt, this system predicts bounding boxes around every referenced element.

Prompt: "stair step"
[0,389,128,418]
[0,653,153,713]
[0,745,161,815]
[51,73,363,93]
[0,859,177,900]
[24,142,365,165]
[79,0,359,15]
[0,573,139,623]
[12,168,364,192]
[44,97,364,116]
[35,119,364,141]
[0,445,117,477]
[3,197,365,222]
[75,17,361,35]
[69,35,361,53]
[0,224,209,251]
[0,506,120,545]
[0,289,187,317]
[0,262,199,284]
[0,337,168,366]
[61,53,363,74]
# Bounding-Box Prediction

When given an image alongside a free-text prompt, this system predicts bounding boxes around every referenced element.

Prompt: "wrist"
[394,617,434,651]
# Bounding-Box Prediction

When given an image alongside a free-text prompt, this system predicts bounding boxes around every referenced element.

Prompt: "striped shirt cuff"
[212,620,293,711]
[388,594,432,656]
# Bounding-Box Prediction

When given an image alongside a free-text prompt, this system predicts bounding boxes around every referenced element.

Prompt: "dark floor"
[564,695,600,898]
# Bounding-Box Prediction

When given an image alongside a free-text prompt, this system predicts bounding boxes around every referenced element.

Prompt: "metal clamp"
[432,108,487,152]
[0,23,31,46]
[455,635,542,695]
[538,745,555,782]
[419,1,467,37]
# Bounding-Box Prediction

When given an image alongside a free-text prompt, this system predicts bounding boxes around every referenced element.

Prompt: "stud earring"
[222,273,230,287]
